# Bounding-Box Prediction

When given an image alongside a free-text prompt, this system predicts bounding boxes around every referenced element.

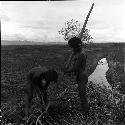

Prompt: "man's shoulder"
[28,66,48,76]
[81,49,86,54]
[79,50,87,58]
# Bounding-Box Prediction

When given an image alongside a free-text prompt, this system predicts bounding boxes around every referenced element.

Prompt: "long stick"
[79,3,94,40]
[64,3,94,74]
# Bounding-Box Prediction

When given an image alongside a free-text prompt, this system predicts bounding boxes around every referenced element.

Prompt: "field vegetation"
[1,42,125,125]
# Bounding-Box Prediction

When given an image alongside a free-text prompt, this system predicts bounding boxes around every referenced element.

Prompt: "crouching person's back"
[24,66,58,120]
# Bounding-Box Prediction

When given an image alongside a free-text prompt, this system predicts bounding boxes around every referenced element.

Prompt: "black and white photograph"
[1,0,125,125]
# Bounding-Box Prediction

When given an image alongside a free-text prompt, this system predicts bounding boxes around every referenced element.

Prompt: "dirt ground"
[1,43,125,125]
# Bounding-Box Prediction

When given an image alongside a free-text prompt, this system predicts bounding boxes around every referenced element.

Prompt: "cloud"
[21,25,48,30]
[1,14,10,22]
[20,21,50,30]
[87,19,109,30]
[94,35,124,42]
[91,27,124,42]
[1,1,124,42]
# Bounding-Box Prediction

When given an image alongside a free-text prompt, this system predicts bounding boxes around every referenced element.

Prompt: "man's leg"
[24,82,33,120]
[35,87,44,105]
[42,90,48,106]
[77,74,89,116]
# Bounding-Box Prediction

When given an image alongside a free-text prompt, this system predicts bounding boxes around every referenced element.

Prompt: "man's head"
[39,73,47,87]
[41,79,47,87]
[68,37,82,48]
[68,37,82,52]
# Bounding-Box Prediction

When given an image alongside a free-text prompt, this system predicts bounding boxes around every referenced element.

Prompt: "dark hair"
[68,37,82,47]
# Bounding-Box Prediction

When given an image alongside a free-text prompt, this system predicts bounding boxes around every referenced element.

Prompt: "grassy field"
[1,42,125,125]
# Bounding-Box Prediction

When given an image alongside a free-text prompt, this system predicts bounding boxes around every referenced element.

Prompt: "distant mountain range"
[1,40,65,45]
[1,40,124,46]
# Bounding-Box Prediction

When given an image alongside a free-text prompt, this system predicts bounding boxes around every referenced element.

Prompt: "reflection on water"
[88,58,112,89]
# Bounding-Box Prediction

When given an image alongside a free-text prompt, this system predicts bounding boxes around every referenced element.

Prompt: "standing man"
[63,37,89,116]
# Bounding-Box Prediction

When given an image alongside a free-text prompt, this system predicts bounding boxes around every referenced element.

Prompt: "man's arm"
[65,52,74,69]
[64,54,85,74]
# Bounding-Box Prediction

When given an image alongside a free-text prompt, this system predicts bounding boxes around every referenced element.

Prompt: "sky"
[1,0,125,43]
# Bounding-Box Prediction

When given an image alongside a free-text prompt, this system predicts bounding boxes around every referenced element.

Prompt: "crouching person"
[63,37,89,117]
[24,66,58,120]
